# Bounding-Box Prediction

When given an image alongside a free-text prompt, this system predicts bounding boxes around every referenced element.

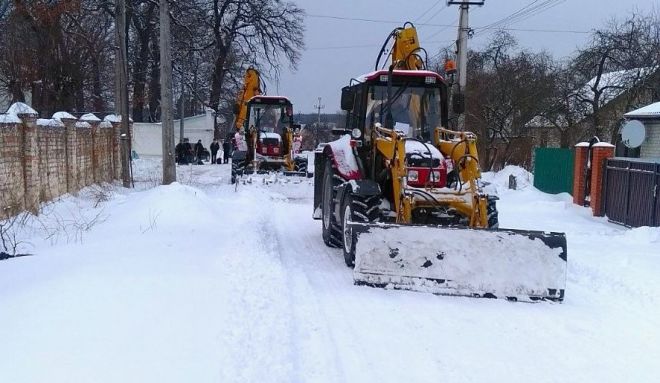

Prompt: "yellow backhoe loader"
[312,23,567,302]
[230,68,307,183]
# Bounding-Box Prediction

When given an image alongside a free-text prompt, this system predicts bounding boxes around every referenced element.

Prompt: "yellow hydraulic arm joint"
[234,68,261,132]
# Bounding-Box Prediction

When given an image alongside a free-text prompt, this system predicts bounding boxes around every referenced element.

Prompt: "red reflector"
[350,140,357,148]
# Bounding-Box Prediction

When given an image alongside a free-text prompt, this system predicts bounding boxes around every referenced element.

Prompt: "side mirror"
[452,92,465,115]
[340,86,355,111]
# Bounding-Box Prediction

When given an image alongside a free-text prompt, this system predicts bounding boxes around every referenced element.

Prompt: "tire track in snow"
[268,200,348,383]
[207,192,296,383]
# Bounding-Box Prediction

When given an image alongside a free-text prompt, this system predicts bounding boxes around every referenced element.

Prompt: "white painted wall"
[640,121,660,159]
[132,110,215,156]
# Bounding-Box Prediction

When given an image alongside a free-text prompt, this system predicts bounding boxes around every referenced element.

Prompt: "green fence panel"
[533,148,574,194]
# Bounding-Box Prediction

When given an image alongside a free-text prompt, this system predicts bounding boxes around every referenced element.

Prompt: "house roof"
[525,67,658,129]
[624,101,660,119]
[579,67,655,112]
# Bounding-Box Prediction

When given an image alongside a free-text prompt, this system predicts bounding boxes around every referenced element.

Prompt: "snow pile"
[6,102,37,116]
[36,118,64,128]
[404,139,443,159]
[80,113,102,122]
[52,111,77,121]
[0,113,21,124]
[354,224,566,300]
[326,134,360,178]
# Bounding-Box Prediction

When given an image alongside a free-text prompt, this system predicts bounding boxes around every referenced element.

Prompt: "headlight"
[351,128,362,138]
[430,170,441,182]
[407,170,419,182]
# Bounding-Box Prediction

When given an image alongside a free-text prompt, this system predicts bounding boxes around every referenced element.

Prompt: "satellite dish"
[620,120,646,148]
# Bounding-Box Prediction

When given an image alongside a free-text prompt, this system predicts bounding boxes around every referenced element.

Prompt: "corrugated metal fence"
[603,158,660,227]
[533,148,574,194]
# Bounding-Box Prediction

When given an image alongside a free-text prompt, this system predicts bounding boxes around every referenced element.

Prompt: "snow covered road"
[1,161,659,382]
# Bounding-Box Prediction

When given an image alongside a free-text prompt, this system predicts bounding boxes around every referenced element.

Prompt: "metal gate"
[603,158,660,227]
[533,148,574,194]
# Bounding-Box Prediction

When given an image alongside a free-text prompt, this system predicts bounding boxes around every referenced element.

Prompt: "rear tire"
[321,160,342,248]
[341,193,381,267]
[487,198,499,229]
[294,157,308,174]
[231,151,247,184]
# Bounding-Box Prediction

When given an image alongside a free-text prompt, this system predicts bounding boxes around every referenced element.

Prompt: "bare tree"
[571,11,660,141]
[465,32,556,170]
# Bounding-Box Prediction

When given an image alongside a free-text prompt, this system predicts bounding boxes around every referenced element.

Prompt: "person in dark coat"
[210,138,220,164]
[176,138,192,165]
[223,135,232,164]
[194,139,205,164]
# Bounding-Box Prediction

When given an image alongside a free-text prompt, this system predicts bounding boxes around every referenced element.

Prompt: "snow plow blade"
[351,223,567,302]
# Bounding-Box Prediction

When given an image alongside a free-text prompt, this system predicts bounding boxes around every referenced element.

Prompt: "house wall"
[132,111,214,156]
[640,121,660,158]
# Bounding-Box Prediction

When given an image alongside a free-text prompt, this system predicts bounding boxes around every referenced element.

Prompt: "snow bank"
[482,165,533,190]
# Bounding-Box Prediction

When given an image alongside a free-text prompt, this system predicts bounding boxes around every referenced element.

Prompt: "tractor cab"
[340,70,451,189]
[245,96,294,165]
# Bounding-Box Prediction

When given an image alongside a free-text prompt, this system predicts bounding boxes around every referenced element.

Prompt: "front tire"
[340,193,381,267]
[321,160,342,248]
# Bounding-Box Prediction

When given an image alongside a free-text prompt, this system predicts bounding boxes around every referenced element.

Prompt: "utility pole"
[314,97,325,126]
[313,97,325,147]
[115,0,131,187]
[179,77,185,143]
[447,0,483,130]
[160,0,176,184]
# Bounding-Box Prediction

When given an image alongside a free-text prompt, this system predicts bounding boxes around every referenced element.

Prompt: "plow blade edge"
[351,223,567,302]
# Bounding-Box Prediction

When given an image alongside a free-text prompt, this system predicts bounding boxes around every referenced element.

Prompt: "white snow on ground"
[1,162,659,382]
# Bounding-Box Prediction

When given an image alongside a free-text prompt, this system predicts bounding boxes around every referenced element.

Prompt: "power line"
[305,12,588,34]
[418,3,449,25]
[305,13,456,27]
[414,1,443,23]
[307,39,453,51]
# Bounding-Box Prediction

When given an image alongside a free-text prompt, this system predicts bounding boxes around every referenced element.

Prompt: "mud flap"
[351,223,567,302]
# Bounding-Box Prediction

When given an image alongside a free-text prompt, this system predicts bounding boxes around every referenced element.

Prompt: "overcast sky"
[276,0,659,114]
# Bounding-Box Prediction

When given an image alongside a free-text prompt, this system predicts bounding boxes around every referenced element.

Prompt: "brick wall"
[0,110,121,218]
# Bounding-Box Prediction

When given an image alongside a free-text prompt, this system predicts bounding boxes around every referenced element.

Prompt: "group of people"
[175,137,233,165]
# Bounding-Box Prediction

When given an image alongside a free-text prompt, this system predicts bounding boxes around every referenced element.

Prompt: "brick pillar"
[590,143,615,217]
[573,142,589,205]
[111,121,121,180]
[61,117,78,192]
[19,114,39,214]
[88,121,101,183]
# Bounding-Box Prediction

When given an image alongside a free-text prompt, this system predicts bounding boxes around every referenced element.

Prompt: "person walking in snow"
[194,139,205,164]
[210,138,220,164]
[223,135,232,164]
